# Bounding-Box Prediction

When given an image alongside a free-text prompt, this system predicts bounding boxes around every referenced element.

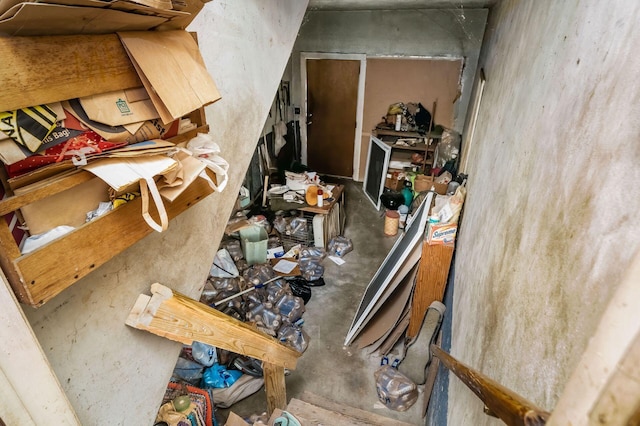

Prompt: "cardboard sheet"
[20,177,110,235]
[0,3,167,36]
[78,87,160,126]
[158,150,206,202]
[118,30,221,123]
[83,155,177,192]
[0,0,188,20]
[354,263,418,349]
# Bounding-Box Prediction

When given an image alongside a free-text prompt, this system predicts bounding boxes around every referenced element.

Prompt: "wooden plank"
[299,392,415,426]
[406,242,454,339]
[263,362,287,416]
[13,176,214,306]
[0,171,93,216]
[126,283,301,370]
[422,332,442,417]
[0,34,141,112]
[0,220,29,304]
[286,398,412,426]
[432,345,550,426]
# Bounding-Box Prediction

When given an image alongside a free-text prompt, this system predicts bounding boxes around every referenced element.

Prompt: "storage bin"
[239,225,268,265]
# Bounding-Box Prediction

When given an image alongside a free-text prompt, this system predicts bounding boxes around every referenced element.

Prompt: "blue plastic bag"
[201,363,242,388]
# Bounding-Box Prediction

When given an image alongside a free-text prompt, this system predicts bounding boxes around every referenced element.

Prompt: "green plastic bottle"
[401,180,413,207]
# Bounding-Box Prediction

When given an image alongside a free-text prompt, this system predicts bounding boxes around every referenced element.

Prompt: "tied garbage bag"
[374,359,418,412]
[201,363,242,389]
[327,236,353,257]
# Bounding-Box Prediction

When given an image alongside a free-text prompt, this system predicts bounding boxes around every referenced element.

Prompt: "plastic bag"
[186,133,229,192]
[222,239,244,261]
[275,294,305,323]
[374,363,418,412]
[172,357,205,385]
[433,128,461,169]
[278,324,310,353]
[210,248,239,278]
[201,363,242,389]
[21,225,75,255]
[191,341,217,367]
[298,256,324,281]
[327,236,353,257]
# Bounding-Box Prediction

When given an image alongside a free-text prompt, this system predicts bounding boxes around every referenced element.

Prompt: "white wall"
[450,1,640,424]
[21,2,308,424]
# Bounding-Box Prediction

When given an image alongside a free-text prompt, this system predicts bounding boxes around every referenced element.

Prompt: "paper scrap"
[273,259,298,274]
[329,255,346,266]
[267,246,285,259]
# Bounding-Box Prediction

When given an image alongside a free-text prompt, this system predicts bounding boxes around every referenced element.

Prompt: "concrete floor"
[219,179,427,425]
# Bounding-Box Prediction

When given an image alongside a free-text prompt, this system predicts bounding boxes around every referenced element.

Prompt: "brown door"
[306,59,359,177]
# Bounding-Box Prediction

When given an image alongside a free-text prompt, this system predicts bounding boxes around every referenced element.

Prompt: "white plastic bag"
[186,133,229,192]
[210,248,239,278]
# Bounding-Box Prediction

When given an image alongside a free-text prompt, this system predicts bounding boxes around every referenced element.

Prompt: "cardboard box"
[426,222,457,246]
[414,174,448,195]
[385,168,405,191]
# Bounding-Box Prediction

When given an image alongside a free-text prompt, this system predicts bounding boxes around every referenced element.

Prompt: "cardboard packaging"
[426,222,457,246]
[118,30,221,124]
[78,87,160,127]
[385,169,405,191]
[414,174,448,195]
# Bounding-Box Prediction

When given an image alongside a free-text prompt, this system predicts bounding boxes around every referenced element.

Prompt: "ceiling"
[307,0,496,10]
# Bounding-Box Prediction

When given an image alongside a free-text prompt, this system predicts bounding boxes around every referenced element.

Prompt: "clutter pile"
[350,167,467,415]
[160,206,354,424]
[0,27,228,307]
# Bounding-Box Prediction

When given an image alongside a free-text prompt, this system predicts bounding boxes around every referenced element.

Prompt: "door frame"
[300,52,366,181]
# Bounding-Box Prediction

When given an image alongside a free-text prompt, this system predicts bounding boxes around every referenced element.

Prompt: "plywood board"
[406,243,454,339]
[0,33,141,112]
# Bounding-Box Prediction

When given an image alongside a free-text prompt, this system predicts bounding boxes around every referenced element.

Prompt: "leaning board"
[344,192,432,345]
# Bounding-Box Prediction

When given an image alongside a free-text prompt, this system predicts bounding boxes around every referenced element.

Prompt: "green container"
[239,225,268,265]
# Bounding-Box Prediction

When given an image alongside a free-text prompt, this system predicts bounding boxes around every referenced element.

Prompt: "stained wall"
[449,1,640,424]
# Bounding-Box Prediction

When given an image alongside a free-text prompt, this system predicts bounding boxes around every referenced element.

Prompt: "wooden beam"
[263,362,287,415]
[431,344,550,426]
[407,243,454,339]
[0,34,141,112]
[126,283,300,370]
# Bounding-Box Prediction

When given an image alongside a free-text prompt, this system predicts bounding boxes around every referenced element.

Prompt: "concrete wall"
[450,1,640,424]
[291,9,488,175]
[21,1,307,424]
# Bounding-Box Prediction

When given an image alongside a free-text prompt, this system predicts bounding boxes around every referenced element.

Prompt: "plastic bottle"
[401,180,413,207]
[317,189,324,207]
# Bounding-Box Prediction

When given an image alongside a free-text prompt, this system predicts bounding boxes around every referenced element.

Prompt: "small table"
[298,184,344,215]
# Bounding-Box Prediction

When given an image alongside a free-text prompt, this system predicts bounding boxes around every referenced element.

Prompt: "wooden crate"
[0,33,215,307]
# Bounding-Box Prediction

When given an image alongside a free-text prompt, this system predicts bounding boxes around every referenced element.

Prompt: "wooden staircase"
[277,392,415,426]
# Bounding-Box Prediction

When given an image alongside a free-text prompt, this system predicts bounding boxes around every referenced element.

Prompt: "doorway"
[301,53,366,180]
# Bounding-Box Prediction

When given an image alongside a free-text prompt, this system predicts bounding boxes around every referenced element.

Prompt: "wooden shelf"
[0,33,216,307]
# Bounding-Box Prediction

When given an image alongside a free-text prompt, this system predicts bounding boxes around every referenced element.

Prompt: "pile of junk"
[154,211,353,426]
